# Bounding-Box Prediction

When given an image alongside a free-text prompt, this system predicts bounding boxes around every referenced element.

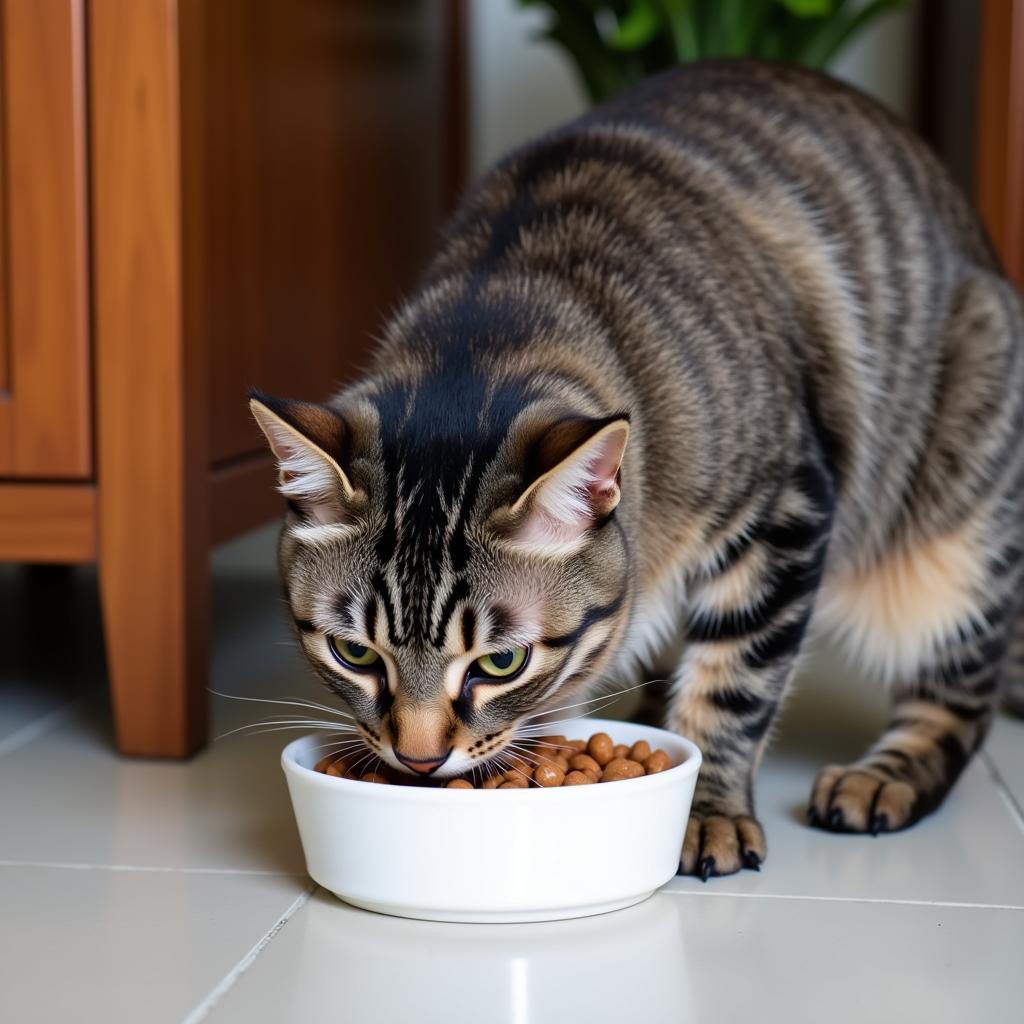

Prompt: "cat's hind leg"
[810,269,1024,833]
[808,581,1012,835]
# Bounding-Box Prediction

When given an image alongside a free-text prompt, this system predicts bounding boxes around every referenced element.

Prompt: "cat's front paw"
[808,764,918,834]
[679,812,766,881]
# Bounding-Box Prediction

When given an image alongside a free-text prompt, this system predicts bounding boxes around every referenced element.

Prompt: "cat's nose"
[394,748,452,775]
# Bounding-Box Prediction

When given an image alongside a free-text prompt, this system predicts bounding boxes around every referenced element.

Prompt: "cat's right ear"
[249,391,361,526]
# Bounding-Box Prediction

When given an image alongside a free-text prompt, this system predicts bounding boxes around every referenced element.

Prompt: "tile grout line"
[980,751,1024,836]
[662,889,1024,912]
[0,697,88,760]
[0,859,307,878]
[179,882,318,1024]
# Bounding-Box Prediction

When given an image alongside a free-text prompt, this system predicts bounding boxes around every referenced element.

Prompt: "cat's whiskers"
[213,717,358,741]
[208,689,355,720]
[518,678,663,727]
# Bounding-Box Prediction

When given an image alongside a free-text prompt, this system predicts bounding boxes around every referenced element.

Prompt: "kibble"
[533,764,566,787]
[312,731,674,789]
[587,732,615,767]
[643,749,672,775]
[630,740,651,762]
[568,753,601,775]
[601,757,645,783]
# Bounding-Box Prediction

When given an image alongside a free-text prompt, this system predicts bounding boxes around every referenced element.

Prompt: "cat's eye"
[473,646,530,680]
[328,636,381,672]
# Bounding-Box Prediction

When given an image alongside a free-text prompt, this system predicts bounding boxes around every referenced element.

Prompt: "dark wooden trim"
[976,0,1024,287]
[0,482,96,562]
[209,451,282,546]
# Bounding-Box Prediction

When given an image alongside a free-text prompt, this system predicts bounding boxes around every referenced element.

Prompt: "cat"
[250,60,1024,879]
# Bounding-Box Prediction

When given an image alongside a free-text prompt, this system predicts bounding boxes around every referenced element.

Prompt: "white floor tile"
[661,749,1024,907]
[0,865,309,1024]
[0,703,308,874]
[199,888,1024,1024]
[985,713,1024,824]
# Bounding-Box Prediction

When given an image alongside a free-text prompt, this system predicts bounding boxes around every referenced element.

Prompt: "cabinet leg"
[99,523,208,758]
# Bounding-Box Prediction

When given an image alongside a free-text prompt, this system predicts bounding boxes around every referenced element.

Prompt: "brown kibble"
[499,778,528,789]
[361,772,391,785]
[503,754,534,775]
[613,744,631,760]
[582,769,600,783]
[446,778,474,789]
[314,754,340,774]
[601,757,645,782]
[568,739,587,752]
[569,753,601,775]
[630,740,652,762]
[533,764,566,787]
[643,749,672,774]
[482,774,503,789]
[563,770,595,785]
[551,755,570,772]
[535,735,569,753]
[587,732,614,766]
[325,761,345,777]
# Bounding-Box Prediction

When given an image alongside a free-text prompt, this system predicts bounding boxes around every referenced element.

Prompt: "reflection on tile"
[0,865,308,1024]
[986,714,1024,822]
[201,889,1024,1024]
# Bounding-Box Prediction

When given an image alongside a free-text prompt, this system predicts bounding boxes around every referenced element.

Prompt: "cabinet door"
[0,0,90,478]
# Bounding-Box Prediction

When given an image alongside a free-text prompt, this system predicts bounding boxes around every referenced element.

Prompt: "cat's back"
[532,60,991,270]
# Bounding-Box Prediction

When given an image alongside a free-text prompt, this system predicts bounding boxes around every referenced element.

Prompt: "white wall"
[468,0,919,178]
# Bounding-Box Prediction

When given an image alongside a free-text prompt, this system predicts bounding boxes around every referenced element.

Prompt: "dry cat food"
[312,732,673,788]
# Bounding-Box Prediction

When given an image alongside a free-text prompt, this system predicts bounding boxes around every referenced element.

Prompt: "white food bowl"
[281,718,701,923]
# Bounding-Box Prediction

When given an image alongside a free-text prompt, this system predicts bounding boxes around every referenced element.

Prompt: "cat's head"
[250,388,630,779]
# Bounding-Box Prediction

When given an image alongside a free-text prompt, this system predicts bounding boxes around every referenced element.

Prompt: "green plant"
[517,0,908,103]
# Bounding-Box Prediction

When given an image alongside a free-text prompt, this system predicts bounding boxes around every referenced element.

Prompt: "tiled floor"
[3,527,1023,1023]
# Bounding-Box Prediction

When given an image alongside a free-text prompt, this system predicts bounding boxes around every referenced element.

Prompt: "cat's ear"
[249,391,360,526]
[507,415,630,553]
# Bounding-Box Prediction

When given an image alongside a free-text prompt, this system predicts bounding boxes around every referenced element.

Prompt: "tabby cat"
[251,61,1024,879]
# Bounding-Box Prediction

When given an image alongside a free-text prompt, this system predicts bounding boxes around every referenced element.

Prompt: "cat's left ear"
[506,415,630,553]
[249,391,361,525]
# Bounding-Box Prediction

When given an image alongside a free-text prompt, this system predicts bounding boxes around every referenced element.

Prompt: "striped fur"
[252,61,1024,878]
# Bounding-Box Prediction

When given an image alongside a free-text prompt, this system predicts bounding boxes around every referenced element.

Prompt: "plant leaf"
[611,0,661,50]
[654,0,700,61]
[778,0,834,16]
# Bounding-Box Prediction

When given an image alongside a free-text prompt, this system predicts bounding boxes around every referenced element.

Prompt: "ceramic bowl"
[281,717,701,923]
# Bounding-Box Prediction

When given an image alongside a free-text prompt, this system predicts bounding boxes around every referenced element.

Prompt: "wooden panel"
[1,0,91,477]
[976,0,1024,288]
[91,0,208,756]
[208,452,281,546]
[198,0,449,467]
[0,483,95,562]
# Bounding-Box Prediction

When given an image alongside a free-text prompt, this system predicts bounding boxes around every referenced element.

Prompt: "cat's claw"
[679,812,766,879]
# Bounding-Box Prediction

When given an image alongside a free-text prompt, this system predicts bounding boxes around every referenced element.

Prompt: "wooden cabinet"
[0,0,91,478]
[0,0,464,756]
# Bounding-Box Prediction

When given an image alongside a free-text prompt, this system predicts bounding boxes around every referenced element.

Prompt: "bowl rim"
[281,717,702,802]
